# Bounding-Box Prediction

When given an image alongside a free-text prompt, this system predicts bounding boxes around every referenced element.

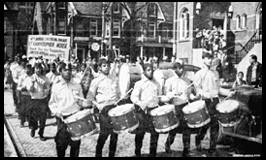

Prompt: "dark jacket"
[246,62,262,85]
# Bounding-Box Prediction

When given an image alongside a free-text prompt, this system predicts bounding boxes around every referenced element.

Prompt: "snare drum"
[108,104,139,134]
[182,100,211,128]
[150,105,179,133]
[216,100,241,127]
[64,109,97,141]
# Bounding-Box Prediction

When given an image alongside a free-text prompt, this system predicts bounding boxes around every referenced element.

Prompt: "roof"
[158,2,174,22]
[72,2,102,16]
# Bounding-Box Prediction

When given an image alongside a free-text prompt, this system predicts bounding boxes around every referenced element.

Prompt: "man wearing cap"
[193,52,220,156]
[49,62,87,157]
[87,58,121,157]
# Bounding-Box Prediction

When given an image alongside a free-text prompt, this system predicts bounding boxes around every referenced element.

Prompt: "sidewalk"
[4,89,232,157]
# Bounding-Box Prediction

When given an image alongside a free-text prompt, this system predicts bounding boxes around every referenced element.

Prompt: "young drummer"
[193,51,220,156]
[49,62,87,157]
[164,62,195,157]
[130,63,162,157]
[87,58,121,157]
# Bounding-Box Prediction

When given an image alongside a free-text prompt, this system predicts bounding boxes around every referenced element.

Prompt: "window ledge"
[178,39,190,43]
[234,29,247,33]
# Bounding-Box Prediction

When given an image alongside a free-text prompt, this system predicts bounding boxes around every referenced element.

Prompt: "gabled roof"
[72,2,102,16]
[158,2,174,22]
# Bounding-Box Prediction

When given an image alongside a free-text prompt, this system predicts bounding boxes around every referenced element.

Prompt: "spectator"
[232,71,246,88]
[246,54,262,87]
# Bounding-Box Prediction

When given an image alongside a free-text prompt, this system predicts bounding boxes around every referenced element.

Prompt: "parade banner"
[27,35,70,61]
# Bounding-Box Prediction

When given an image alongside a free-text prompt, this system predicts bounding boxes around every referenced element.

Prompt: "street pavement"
[4,89,235,157]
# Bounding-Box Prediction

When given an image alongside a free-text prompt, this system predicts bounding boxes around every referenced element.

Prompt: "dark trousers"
[18,94,31,124]
[165,102,191,150]
[12,81,18,107]
[196,98,219,150]
[134,105,159,157]
[95,105,118,157]
[29,99,47,136]
[55,117,81,157]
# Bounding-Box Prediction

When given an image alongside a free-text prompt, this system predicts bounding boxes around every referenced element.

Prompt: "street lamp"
[196,2,201,15]
[228,5,234,18]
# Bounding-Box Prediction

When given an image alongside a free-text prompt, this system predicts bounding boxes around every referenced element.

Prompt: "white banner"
[27,35,70,61]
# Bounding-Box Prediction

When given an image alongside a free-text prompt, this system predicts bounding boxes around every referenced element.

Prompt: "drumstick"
[115,88,133,105]
[75,96,90,102]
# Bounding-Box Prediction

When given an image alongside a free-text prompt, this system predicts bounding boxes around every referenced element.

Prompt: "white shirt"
[87,73,120,109]
[165,75,191,101]
[46,71,59,85]
[131,76,161,109]
[251,62,258,82]
[49,76,84,116]
[193,66,220,99]
[26,74,50,99]
[11,65,25,84]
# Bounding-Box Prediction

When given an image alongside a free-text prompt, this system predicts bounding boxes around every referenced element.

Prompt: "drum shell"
[150,106,179,133]
[109,109,139,133]
[217,108,240,127]
[183,105,210,128]
[65,113,97,141]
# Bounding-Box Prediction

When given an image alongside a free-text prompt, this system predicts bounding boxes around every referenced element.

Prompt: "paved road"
[4,89,238,157]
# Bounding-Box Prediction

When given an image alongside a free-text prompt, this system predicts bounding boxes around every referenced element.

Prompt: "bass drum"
[153,69,175,94]
[118,63,143,98]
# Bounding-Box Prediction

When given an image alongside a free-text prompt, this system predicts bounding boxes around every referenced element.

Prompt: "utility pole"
[109,2,114,61]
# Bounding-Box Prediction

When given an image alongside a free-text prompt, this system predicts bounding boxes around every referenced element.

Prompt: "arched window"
[242,14,247,29]
[236,15,241,29]
[180,8,189,39]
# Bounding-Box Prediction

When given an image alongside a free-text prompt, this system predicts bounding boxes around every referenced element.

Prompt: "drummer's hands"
[139,102,147,112]
[228,90,236,98]
[54,111,63,119]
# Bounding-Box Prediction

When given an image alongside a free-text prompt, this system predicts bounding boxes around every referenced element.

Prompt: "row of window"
[236,14,247,30]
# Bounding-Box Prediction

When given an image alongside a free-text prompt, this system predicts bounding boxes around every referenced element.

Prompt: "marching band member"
[130,63,162,157]
[87,58,121,157]
[164,62,195,157]
[26,63,50,141]
[193,51,220,156]
[48,62,86,157]
[17,63,33,127]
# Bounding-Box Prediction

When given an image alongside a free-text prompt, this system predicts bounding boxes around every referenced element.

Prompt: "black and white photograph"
[4,2,262,157]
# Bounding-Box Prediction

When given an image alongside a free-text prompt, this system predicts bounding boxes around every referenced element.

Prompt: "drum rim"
[113,122,139,134]
[218,119,241,127]
[182,100,206,114]
[64,109,92,123]
[70,127,98,141]
[108,104,135,117]
[186,117,210,128]
[150,105,175,116]
[216,100,239,113]
[154,122,179,133]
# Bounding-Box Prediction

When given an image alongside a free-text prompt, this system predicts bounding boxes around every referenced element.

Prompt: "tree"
[119,2,149,62]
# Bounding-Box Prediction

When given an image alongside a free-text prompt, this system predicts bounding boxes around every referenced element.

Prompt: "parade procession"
[4,2,262,157]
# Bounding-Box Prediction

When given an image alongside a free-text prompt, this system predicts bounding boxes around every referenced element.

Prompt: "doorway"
[212,19,224,29]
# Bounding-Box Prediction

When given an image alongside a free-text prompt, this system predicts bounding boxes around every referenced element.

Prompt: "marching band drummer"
[130,63,162,157]
[164,61,196,157]
[193,51,223,156]
[48,62,89,157]
[86,58,121,157]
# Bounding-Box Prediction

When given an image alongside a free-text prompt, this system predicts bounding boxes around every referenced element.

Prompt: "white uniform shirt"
[131,76,161,109]
[193,66,220,99]
[49,76,84,116]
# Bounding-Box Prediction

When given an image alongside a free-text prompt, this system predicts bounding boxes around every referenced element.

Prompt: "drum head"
[65,109,92,123]
[118,64,143,96]
[150,105,174,116]
[182,100,205,114]
[216,100,239,113]
[108,103,134,117]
